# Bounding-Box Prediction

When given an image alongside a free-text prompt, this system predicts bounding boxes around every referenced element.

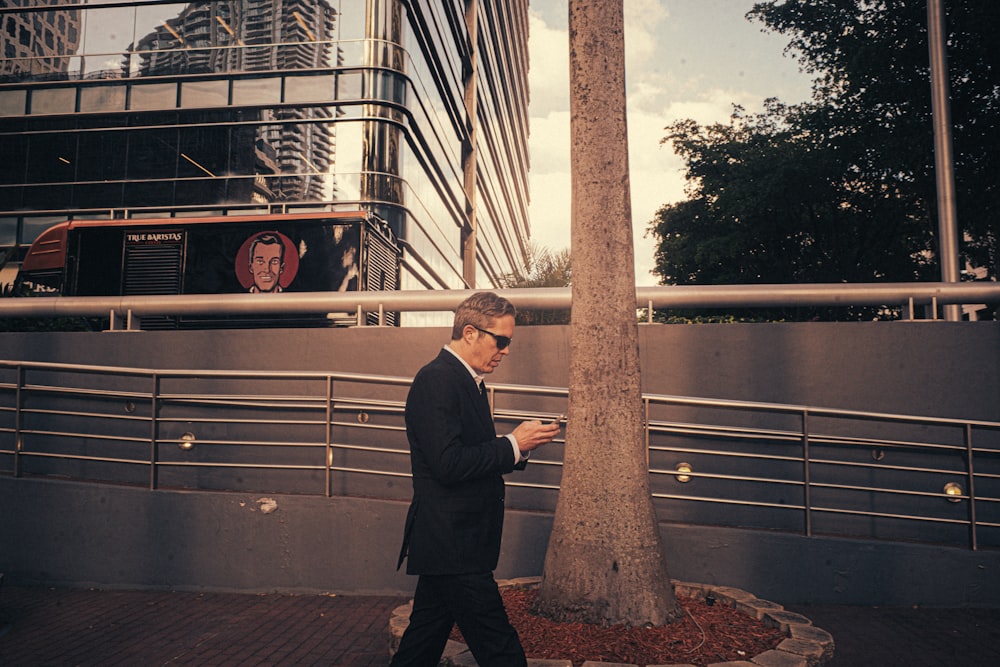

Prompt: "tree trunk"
[532,0,683,627]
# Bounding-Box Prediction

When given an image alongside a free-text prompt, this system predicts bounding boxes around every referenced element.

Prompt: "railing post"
[149,374,160,490]
[644,396,651,468]
[326,376,334,498]
[13,365,24,478]
[964,423,978,550]
[802,409,812,537]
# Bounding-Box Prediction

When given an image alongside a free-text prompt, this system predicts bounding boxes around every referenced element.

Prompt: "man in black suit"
[390,292,561,667]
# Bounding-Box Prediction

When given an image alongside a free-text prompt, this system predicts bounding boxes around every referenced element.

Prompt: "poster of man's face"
[236,231,298,293]
[249,233,284,292]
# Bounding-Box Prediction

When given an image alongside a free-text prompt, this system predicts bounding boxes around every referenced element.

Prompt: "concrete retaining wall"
[1,322,998,605]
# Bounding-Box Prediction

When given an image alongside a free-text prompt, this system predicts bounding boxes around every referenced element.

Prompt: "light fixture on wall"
[943,482,963,502]
[179,432,196,451]
[675,462,693,483]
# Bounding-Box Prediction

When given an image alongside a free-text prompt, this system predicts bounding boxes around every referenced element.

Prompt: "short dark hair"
[249,232,285,263]
[451,292,516,340]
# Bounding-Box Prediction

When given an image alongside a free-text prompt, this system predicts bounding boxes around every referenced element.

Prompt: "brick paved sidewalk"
[0,585,407,667]
[3,585,1000,667]
[785,604,1000,667]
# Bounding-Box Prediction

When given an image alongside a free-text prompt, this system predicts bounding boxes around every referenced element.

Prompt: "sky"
[526,0,815,285]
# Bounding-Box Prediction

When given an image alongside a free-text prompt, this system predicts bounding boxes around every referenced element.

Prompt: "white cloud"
[526,170,572,253]
[623,0,668,66]
[527,11,569,119]
[528,110,570,175]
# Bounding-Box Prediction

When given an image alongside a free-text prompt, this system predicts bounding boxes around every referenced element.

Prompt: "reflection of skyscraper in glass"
[1,1,532,301]
[132,0,338,203]
[0,3,81,81]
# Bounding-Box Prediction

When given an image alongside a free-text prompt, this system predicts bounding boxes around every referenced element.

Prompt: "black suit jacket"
[396,349,527,575]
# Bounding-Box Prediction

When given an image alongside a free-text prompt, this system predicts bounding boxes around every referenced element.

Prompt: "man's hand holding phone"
[513,414,564,454]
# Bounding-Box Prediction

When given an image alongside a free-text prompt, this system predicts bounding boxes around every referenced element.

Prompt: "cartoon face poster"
[235,231,299,293]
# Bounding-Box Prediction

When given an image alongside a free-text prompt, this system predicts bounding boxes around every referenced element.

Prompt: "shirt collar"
[444,345,485,387]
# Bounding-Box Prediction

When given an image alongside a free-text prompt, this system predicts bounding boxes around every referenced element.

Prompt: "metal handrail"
[1,359,997,551]
[1,282,999,328]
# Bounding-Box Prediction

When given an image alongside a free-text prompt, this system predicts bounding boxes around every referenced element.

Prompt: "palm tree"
[531,0,682,626]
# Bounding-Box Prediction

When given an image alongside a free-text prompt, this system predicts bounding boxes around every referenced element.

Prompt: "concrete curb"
[388,578,834,667]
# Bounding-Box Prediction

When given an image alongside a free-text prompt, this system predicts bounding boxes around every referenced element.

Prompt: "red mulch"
[450,587,786,667]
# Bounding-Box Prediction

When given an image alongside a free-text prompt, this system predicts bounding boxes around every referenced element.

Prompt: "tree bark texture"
[532,0,683,627]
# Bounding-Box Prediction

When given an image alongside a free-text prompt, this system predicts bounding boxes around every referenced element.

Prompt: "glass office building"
[0,0,532,315]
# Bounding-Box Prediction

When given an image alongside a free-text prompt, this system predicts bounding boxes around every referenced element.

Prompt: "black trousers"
[389,572,526,667]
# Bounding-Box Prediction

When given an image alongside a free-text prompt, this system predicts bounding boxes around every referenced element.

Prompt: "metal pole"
[802,409,812,538]
[13,365,24,478]
[927,0,962,321]
[964,423,978,550]
[149,374,160,490]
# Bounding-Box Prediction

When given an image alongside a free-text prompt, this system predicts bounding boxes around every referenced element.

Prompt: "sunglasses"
[473,326,512,350]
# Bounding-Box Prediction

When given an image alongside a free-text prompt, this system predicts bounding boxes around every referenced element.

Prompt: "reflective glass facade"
[0,0,531,309]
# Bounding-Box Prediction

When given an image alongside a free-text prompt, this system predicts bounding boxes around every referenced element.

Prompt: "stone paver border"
[388,577,834,667]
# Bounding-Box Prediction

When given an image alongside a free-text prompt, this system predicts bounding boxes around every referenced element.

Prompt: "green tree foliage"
[499,243,572,324]
[649,0,1000,321]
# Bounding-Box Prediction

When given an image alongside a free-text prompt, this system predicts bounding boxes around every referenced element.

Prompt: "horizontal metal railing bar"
[808,435,967,453]
[328,422,407,432]
[157,461,325,471]
[649,458,981,490]
[651,422,803,441]
[811,505,973,525]
[506,480,562,491]
[811,458,970,476]
[20,384,152,401]
[326,443,407,455]
[512,457,562,468]
[653,423,976,454]
[19,408,149,423]
[156,417,328,426]
[159,439,326,448]
[18,429,149,445]
[18,451,146,466]
[648,469,803,486]
[655,425,973,454]
[653,493,971,526]
[160,397,329,407]
[329,466,411,478]
[157,442,403,457]
[321,423,408,436]
[652,493,806,511]
[647,392,1000,430]
[0,361,418,386]
[809,480,972,498]
[650,446,803,464]
[656,429,996,460]
[2,283,1000,320]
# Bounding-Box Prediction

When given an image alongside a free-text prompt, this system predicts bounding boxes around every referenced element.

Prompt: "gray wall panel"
[1,322,998,604]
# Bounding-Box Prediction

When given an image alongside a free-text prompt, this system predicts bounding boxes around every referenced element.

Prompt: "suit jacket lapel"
[438,350,495,430]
